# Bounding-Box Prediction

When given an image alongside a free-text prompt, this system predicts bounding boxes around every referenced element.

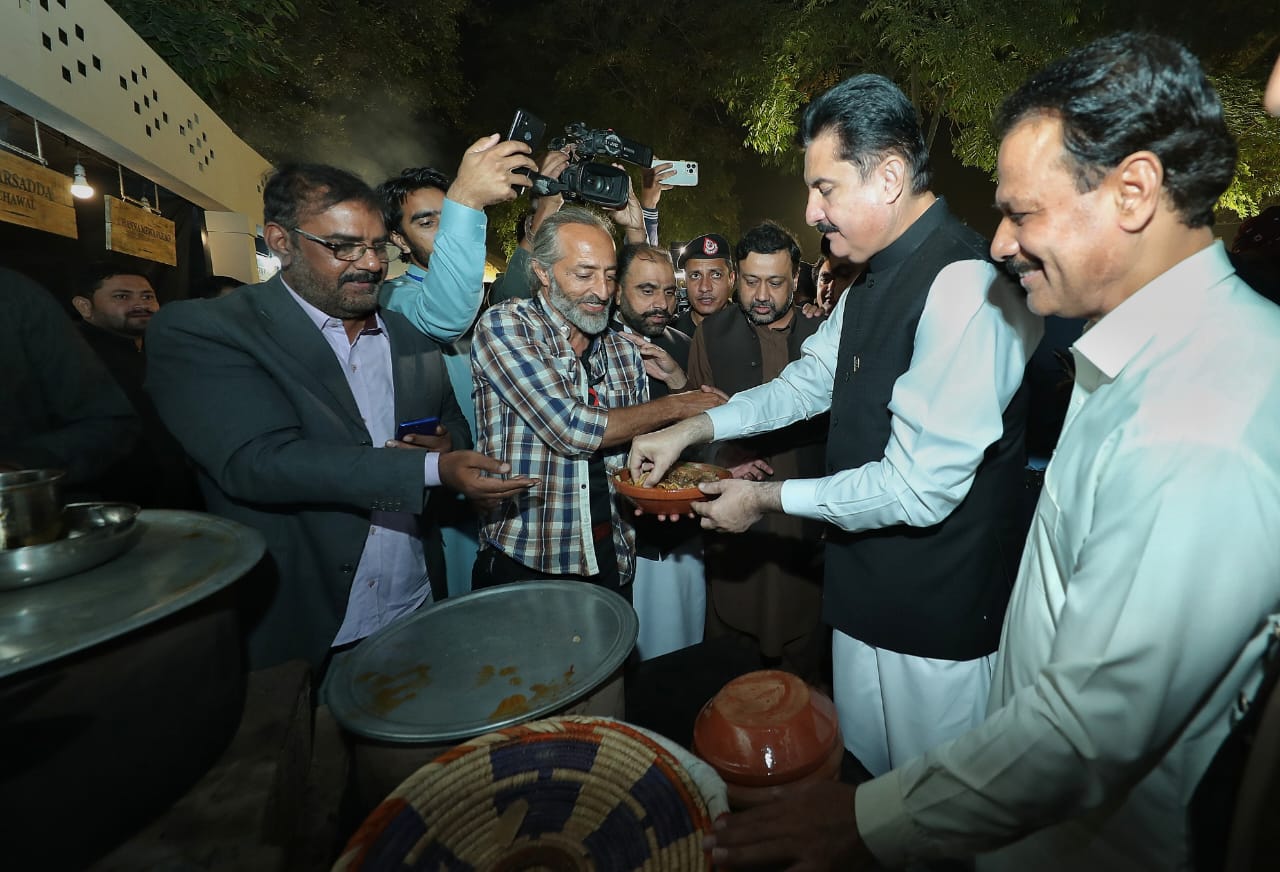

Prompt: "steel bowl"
[0,469,65,550]
[0,502,141,590]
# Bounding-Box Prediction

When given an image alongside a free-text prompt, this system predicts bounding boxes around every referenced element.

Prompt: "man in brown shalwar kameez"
[685,221,829,678]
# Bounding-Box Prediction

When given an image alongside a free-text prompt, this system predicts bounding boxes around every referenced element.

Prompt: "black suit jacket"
[145,275,469,669]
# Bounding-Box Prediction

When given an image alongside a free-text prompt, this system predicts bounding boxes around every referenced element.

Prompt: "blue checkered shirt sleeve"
[471,298,647,578]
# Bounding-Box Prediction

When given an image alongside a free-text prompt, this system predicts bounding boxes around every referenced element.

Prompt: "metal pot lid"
[0,510,265,679]
[327,581,638,744]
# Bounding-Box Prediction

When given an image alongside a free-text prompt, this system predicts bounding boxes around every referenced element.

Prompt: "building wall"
[0,0,271,227]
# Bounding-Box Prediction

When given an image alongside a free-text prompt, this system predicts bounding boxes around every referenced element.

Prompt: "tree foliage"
[110,0,470,165]
[720,0,1280,218]
[110,0,299,101]
[457,0,779,250]
[114,0,1280,253]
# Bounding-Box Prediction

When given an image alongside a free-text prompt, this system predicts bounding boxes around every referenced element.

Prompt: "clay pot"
[692,670,841,797]
[723,740,843,809]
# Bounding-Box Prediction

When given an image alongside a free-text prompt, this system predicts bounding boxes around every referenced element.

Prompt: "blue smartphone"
[395,416,440,440]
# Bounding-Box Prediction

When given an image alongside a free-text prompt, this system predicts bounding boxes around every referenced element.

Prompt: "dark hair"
[262,163,383,230]
[617,243,672,287]
[996,32,1236,229]
[76,261,150,300]
[800,74,932,195]
[375,167,453,232]
[515,207,535,245]
[735,221,801,274]
[192,274,245,299]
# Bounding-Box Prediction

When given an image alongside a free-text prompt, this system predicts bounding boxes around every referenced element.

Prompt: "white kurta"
[857,242,1280,871]
[631,537,706,661]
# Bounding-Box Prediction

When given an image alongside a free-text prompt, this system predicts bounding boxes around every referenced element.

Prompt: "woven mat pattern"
[333,716,716,871]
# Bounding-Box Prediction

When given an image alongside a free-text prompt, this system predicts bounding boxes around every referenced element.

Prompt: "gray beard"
[548,275,610,336]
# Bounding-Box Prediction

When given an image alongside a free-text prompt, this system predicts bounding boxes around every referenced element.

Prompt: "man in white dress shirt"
[706,31,1280,872]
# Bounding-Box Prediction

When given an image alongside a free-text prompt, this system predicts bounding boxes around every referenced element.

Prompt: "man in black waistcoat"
[686,221,829,679]
[631,74,1043,776]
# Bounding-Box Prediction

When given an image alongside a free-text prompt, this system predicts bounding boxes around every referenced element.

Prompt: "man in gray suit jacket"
[147,164,535,673]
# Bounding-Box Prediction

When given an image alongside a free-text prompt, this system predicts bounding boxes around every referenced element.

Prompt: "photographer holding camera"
[490,118,675,303]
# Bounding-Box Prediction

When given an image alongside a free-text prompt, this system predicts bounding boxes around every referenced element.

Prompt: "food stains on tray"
[486,665,579,721]
[357,664,433,716]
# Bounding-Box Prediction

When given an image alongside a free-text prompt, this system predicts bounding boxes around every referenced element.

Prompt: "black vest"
[824,200,1030,660]
[646,324,692,400]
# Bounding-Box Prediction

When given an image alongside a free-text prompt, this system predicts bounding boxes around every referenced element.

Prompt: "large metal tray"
[328,581,639,743]
[0,502,141,590]
[0,510,265,679]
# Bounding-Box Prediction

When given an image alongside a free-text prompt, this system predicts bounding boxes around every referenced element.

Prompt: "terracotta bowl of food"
[692,670,841,788]
[613,462,730,516]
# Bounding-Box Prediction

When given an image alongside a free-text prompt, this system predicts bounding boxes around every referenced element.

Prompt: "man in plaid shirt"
[471,207,723,595]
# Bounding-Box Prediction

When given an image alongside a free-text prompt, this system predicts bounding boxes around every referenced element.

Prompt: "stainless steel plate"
[0,510,265,679]
[0,502,141,590]
[328,581,639,743]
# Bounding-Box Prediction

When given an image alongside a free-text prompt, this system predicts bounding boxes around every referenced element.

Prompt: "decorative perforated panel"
[0,0,270,222]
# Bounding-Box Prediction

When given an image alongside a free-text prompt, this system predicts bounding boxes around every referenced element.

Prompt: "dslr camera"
[508,110,653,210]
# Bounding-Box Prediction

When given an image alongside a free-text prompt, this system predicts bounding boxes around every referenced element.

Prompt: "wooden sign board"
[0,150,78,239]
[105,194,177,266]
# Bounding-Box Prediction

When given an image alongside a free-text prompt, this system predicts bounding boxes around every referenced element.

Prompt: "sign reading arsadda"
[0,150,78,239]
[106,195,176,266]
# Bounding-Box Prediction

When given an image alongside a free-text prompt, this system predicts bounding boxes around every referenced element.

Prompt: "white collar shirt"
[284,284,432,646]
[856,242,1280,870]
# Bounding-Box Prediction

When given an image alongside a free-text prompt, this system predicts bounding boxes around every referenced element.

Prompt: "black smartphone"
[395,416,440,441]
[507,108,546,194]
[506,108,546,148]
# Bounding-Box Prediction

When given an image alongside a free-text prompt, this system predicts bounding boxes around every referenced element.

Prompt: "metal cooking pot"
[327,580,639,821]
[0,469,64,550]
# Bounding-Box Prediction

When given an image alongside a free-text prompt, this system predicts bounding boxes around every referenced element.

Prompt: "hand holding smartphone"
[395,416,441,441]
[651,158,698,187]
[507,109,547,194]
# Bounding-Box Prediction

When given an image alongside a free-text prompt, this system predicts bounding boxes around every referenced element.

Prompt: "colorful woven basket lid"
[333,716,728,871]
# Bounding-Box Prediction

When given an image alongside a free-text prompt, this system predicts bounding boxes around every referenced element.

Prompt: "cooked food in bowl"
[613,462,731,515]
[635,462,726,491]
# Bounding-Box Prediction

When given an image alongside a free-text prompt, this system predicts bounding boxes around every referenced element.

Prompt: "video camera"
[508,110,653,210]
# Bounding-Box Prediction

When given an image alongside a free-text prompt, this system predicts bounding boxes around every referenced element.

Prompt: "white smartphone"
[651,158,698,187]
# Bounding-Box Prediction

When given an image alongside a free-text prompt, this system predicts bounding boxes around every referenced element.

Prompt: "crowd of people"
[4,30,1280,871]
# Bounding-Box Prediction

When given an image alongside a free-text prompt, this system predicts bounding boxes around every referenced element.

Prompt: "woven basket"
[333,716,724,871]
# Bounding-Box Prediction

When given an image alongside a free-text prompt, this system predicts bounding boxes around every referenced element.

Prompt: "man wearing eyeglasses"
[145,163,536,680]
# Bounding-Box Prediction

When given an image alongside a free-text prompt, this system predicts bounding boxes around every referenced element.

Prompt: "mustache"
[1004,258,1040,279]
[641,308,670,319]
[815,221,839,235]
[342,270,382,285]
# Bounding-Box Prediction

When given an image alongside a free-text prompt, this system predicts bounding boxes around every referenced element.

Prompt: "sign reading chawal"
[0,150,78,239]
[105,195,176,265]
